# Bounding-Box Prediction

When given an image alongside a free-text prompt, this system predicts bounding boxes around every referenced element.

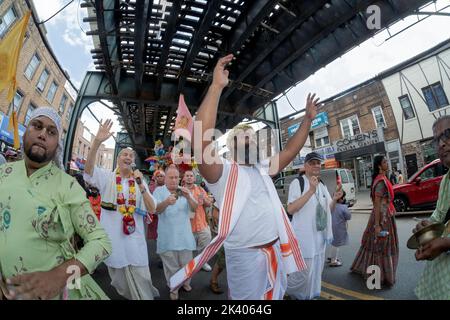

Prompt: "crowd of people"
[0,54,449,300]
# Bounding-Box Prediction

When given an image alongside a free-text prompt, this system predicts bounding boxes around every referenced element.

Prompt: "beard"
[25,144,56,164]
[234,143,259,165]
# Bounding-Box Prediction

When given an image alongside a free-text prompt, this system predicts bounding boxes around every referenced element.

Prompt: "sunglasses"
[432,128,450,148]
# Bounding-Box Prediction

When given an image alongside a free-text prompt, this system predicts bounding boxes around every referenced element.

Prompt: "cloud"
[277,9,450,118]
[33,0,93,54]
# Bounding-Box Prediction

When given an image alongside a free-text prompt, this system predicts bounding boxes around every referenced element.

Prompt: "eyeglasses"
[432,128,450,148]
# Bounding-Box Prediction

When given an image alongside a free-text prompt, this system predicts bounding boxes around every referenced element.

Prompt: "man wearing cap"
[0,107,112,300]
[286,152,342,299]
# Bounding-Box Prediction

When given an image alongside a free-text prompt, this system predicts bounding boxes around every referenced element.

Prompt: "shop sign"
[287,112,329,137]
[287,123,300,137]
[311,112,329,130]
[333,128,383,153]
[314,145,336,160]
[0,113,26,145]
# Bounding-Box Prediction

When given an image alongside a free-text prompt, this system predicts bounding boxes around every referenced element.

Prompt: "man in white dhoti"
[169,54,319,300]
[84,119,160,300]
[286,152,342,299]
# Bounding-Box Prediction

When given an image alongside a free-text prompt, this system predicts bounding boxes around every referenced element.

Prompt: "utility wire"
[37,0,75,25]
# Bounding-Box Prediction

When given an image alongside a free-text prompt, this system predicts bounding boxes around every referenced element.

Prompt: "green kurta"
[0,160,112,300]
[415,172,450,300]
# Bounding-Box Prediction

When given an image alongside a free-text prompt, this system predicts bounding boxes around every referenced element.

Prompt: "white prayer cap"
[24,106,64,169]
[26,106,62,136]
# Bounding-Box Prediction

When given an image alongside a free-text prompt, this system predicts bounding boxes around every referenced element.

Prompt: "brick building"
[280,79,402,190]
[0,0,76,151]
[71,120,114,171]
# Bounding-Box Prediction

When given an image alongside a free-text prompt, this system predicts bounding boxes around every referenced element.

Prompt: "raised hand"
[308,176,320,194]
[305,93,320,121]
[95,119,114,143]
[212,54,233,90]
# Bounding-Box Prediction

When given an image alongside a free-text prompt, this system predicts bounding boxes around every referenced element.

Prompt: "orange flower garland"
[116,168,137,235]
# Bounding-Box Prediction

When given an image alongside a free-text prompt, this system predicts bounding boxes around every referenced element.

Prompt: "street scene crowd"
[1,55,450,300]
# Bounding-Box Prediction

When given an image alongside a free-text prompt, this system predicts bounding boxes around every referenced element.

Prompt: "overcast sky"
[32,0,450,148]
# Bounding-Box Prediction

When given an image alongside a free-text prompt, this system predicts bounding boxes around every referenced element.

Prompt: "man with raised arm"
[84,120,159,300]
[169,54,320,300]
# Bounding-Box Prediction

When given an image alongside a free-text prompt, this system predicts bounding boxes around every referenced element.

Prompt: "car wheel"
[394,196,408,212]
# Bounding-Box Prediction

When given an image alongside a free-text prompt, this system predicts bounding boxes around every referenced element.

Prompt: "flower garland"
[116,168,136,216]
[116,168,137,235]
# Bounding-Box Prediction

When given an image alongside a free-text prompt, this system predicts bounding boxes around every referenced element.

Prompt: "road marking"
[321,281,385,300]
[320,290,345,300]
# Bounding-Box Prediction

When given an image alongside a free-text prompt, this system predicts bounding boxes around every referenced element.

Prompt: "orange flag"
[7,111,20,149]
[0,11,31,103]
[173,94,193,142]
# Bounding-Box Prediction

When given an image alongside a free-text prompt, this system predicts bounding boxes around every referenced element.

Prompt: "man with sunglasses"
[413,115,450,299]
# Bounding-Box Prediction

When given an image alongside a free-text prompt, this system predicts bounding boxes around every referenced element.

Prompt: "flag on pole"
[0,11,31,103]
[7,111,20,149]
[173,94,194,142]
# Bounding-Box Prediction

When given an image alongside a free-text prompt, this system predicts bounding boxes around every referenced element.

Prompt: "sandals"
[210,281,224,294]
[329,260,343,267]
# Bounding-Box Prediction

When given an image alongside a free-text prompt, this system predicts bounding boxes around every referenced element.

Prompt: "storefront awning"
[334,142,386,161]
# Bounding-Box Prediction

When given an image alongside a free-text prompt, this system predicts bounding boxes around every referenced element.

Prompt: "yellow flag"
[7,111,20,149]
[0,11,31,103]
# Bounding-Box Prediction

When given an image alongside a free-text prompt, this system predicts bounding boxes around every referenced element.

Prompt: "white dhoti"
[160,250,193,290]
[286,252,325,300]
[225,241,287,300]
[108,266,160,300]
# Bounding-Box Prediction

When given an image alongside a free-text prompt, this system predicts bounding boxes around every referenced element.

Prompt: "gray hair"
[432,115,450,131]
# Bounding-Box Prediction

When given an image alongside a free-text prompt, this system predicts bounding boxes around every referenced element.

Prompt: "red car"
[393,159,448,212]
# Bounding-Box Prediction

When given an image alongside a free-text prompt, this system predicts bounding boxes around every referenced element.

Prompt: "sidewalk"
[350,190,372,211]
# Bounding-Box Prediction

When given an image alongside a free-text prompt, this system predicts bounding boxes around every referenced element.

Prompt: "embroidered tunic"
[0,161,112,299]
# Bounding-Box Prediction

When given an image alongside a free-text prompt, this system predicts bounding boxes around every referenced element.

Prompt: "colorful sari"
[350,174,399,287]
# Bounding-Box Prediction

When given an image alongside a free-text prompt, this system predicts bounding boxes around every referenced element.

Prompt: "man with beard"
[0,107,111,300]
[413,115,450,299]
[170,54,318,300]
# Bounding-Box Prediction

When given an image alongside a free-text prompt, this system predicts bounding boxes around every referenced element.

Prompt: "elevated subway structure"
[63,0,433,165]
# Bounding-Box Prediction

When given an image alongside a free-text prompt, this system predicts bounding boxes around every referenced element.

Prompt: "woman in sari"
[350,155,399,287]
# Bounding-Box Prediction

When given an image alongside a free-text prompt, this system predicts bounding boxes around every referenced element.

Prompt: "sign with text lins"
[333,128,385,161]
[287,112,329,137]
[0,113,26,145]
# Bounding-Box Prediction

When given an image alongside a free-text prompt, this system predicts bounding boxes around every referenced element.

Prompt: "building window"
[314,126,329,148]
[66,103,74,121]
[24,53,41,80]
[46,81,58,103]
[25,103,36,124]
[398,95,415,120]
[371,106,386,128]
[8,90,24,115]
[422,82,449,112]
[340,115,361,138]
[59,94,68,114]
[36,69,49,92]
[0,6,18,37]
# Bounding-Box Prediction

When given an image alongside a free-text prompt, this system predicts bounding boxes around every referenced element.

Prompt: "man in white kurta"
[170,54,320,300]
[84,165,159,300]
[84,119,159,300]
[286,152,341,299]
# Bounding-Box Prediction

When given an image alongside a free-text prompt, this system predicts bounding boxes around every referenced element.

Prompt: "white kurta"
[84,167,155,268]
[286,177,332,300]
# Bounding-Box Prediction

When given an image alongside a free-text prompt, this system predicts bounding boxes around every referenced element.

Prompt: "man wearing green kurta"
[413,115,450,300]
[0,107,112,300]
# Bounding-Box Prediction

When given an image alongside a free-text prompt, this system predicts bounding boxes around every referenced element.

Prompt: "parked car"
[393,159,448,212]
[273,168,357,212]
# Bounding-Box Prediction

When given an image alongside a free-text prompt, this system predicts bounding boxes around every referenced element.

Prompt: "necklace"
[116,168,136,235]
